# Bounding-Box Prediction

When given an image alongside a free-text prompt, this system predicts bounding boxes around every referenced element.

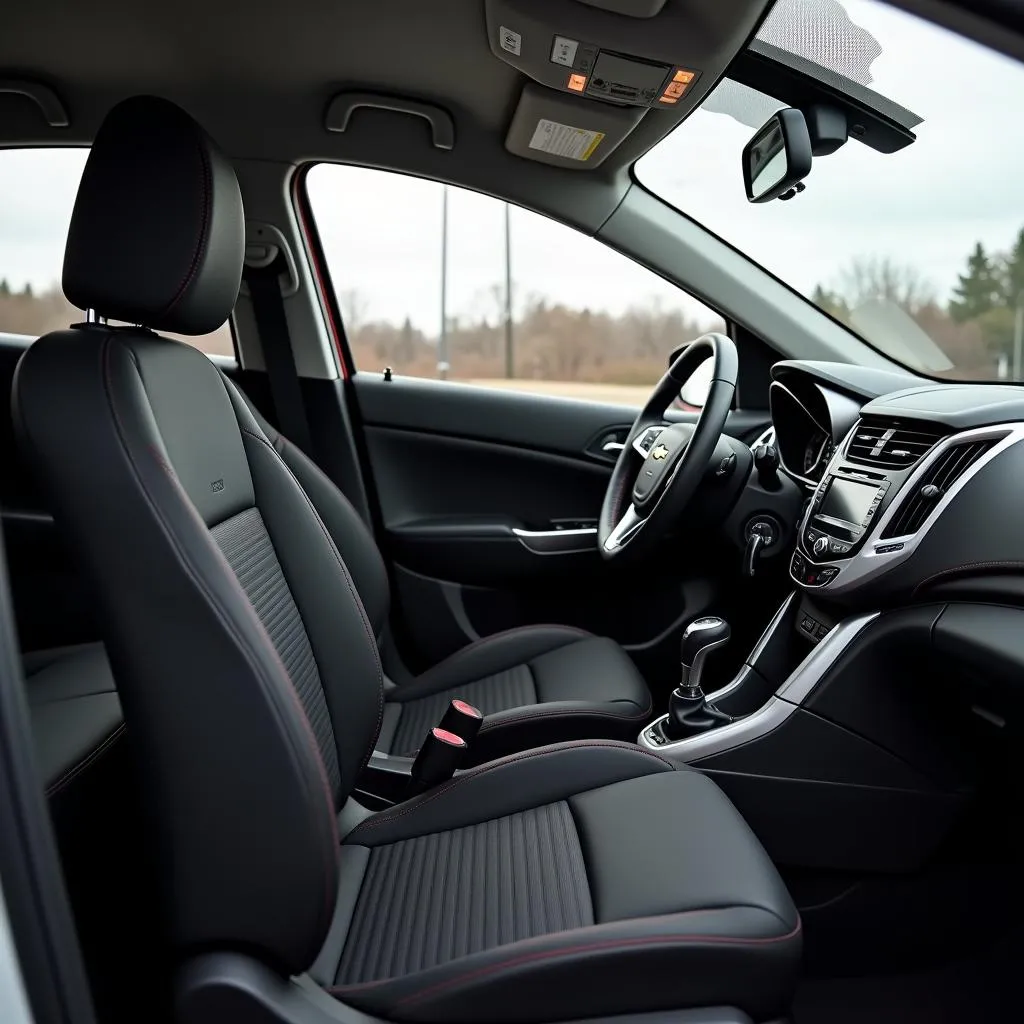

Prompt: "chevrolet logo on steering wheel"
[651,444,670,460]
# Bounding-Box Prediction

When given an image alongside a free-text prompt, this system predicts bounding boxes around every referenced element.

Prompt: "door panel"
[354,373,771,690]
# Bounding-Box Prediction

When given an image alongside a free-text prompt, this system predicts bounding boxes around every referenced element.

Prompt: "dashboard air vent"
[846,418,947,470]
[881,438,998,539]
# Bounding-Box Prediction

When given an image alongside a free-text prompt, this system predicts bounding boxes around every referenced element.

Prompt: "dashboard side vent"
[846,418,948,470]
[881,439,998,538]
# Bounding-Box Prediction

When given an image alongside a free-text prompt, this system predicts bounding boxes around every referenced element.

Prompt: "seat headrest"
[63,96,244,336]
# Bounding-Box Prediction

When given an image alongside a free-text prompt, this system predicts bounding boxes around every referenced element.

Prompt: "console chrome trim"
[745,591,798,667]
[513,526,597,554]
[639,611,880,762]
[794,422,1024,595]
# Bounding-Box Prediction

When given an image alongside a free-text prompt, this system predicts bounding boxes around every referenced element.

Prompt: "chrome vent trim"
[881,439,998,539]
[804,422,1022,596]
[845,417,948,470]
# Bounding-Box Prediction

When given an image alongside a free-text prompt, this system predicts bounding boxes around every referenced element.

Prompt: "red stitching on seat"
[159,136,211,319]
[101,339,340,936]
[327,917,802,1002]
[345,740,674,839]
[239,425,384,776]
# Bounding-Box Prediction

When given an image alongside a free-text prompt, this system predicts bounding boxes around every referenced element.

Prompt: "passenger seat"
[14,95,801,1024]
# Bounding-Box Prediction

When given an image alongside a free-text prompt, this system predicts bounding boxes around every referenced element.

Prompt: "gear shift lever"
[664,616,733,740]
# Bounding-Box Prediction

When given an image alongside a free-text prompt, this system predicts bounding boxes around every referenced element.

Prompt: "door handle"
[586,427,631,463]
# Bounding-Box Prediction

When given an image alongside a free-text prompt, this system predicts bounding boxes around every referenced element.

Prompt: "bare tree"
[837,256,935,315]
[337,288,369,335]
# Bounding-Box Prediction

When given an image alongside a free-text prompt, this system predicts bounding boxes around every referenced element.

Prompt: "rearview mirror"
[742,108,813,203]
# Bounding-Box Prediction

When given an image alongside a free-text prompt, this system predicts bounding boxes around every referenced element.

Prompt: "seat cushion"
[327,741,801,1023]
[385,627,652,761]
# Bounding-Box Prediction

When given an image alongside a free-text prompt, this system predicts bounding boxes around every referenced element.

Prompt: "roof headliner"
[0,0,1014,227]
[0,1,766,186]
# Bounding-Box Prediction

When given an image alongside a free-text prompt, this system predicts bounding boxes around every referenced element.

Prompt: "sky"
[1,0,1023,339]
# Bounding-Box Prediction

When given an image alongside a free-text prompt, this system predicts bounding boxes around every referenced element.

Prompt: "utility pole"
[504,202,514,379]
[438,185,450,380]
[1014,290,1024,382]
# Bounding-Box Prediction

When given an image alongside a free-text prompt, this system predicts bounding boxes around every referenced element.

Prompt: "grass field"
[466,378,652,406]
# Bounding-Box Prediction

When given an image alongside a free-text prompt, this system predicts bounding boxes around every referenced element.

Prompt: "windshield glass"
[636,0,1024,381]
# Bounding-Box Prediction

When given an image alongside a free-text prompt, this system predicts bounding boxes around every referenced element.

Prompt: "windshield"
[636,0,1024,381]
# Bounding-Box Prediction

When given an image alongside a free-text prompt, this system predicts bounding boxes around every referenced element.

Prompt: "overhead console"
[485,0,771,167]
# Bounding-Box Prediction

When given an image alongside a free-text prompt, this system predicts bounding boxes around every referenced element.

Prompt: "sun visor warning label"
[528,120,605,161]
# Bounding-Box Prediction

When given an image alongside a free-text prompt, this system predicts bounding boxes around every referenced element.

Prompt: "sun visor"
[505,82,644,168]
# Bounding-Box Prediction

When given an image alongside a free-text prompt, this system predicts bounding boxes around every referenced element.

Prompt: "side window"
[0,149,235,356]
[305,164,724,406]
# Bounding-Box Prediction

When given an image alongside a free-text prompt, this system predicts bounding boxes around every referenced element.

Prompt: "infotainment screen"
[819,478,878,527]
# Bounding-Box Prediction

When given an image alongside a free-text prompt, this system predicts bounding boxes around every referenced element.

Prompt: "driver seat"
[243,396,653,762]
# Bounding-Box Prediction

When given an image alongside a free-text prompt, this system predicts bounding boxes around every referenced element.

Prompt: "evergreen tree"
[811,284,849,322]
[0,279,9,297]
[1002,227,1024,307]
[20,282,33,299]
[949,242,1001,322]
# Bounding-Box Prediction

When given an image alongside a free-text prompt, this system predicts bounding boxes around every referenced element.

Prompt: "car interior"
[1,0,1023,1022]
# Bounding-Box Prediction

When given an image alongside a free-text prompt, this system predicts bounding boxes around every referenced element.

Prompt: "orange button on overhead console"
[658,95,678,104]
[568,73,587,92]
[664,80,687,98]
[673,69,695,83]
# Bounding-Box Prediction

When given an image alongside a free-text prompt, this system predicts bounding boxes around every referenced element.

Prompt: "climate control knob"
[813,536,830,558]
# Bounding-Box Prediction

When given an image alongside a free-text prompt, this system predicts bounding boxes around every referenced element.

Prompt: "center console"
[787,417,1023,599]
[639,593,858,761]
[791,467,890,588]
[637,593,972,874]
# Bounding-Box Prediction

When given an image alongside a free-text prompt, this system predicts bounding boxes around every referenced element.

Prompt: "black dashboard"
[765,360,1024,608]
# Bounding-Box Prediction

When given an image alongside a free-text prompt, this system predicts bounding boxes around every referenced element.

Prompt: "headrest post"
[84,308,105,325]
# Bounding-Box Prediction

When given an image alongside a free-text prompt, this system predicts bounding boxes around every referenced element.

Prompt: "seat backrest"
[13,96,384,974]
[238,393,391,642]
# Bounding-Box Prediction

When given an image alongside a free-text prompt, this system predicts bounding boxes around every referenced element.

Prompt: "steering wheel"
[598,332,738,561]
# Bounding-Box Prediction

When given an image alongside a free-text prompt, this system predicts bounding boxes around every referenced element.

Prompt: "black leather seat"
[14,96,801,1023]
[245,399,653,761]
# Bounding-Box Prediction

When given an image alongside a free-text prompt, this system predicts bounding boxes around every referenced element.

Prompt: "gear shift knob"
[679,616,731,693]
[662,616,732,741]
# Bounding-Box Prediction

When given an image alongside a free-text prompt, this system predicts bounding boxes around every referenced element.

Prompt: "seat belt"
[243,257,314,458]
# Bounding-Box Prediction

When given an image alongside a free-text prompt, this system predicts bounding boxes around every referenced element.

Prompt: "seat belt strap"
[243,259,314,457]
